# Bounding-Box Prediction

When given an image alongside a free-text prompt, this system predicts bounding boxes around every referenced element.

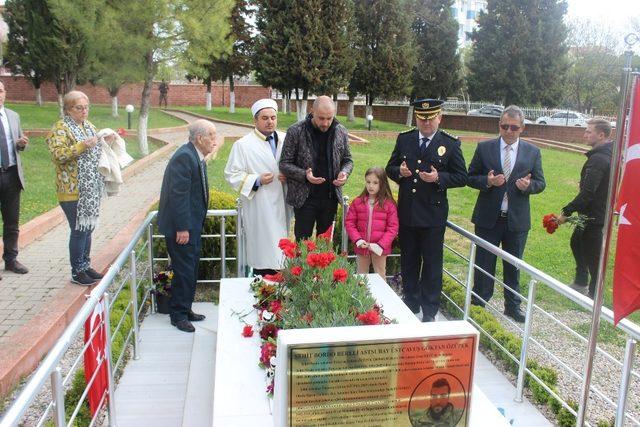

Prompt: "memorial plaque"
[273,321,478,427]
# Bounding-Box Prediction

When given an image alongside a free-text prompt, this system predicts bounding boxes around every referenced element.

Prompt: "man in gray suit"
[467,105,545,322]
[0,82,29,276]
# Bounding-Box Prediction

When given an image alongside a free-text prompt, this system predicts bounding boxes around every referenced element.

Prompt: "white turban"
[251,99,278,117]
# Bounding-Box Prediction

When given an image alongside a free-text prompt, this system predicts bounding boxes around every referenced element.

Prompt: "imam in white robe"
[224,129,290,270]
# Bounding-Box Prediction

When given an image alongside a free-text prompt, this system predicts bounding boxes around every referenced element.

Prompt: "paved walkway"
[0,112,247,346]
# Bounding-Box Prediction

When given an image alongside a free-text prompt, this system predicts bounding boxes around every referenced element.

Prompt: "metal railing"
[338,196,638,425]
[0,208,244,427]
[441,221,639,427]
[3,196,639,426]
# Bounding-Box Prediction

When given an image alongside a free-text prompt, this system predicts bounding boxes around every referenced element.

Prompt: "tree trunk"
[284,91,290,114]
[229,76,235,113]
[35,88,42,106]
[347,95,355,122]
[205,79,212,111]
[57,94,64,117]
[405,105,414,127]
[111,96,119,118]
[138,50,155,156]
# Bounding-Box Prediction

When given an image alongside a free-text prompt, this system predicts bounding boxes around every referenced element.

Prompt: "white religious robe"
[224,129,290,270]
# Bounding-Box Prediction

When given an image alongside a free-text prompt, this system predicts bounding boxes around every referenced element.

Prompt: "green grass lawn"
[180,105,413,132]
[208,135,633,328]
[12,136,163,228]
[6,103,185,130]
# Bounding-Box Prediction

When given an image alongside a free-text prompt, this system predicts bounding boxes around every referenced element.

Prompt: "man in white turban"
[224,99,290,275]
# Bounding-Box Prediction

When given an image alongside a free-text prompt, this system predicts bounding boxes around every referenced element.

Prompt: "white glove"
[356,239,367,248]
[369,243,383,256]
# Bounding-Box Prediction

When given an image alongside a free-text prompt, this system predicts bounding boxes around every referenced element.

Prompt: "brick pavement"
[0,112,247,346]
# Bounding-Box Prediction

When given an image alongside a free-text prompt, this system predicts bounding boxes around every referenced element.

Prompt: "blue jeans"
[60,201,92,275]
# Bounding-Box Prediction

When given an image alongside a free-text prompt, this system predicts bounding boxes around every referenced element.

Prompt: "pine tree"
[410,0,461,100]
[5,0,100,110]
[467,0,569,106]
[254,0,356,120]
[348,0,416,117]
[185,0,253,112]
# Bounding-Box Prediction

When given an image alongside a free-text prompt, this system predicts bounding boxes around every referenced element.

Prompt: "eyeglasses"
[72,105,90,112]
[500,124,521,131]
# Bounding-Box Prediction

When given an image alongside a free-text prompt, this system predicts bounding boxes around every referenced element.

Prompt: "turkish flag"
[83,299,109,415]
[613,76,640,324]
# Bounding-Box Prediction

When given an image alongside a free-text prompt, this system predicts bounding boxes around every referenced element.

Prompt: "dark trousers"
[60,201,93,275]
[570,224,603,297]
[399,225,445,317]
[473,218,528,309]
[0,166,21,263]
[294,196,338,241]
[165,232,202,322]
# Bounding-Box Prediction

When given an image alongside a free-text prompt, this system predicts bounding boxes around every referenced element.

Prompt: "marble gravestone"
[273,321,479,427]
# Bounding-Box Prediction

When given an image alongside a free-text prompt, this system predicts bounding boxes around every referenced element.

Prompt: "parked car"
[467,104,533,124]
[535,111,589,127]
[467,104,504,117]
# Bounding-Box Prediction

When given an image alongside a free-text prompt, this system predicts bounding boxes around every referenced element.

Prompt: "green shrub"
[151,189,239,280]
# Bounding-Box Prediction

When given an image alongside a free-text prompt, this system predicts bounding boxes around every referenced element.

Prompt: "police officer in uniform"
[386,99,467,322]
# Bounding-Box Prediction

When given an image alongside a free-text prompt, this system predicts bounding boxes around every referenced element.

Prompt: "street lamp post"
[125,104,134,130]
[366,114,373,131]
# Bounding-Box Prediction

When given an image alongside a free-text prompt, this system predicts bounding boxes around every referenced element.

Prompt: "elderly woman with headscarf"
[46,91,106,286]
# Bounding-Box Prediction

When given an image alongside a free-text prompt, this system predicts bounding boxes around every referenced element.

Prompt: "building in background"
[450,0,487,46]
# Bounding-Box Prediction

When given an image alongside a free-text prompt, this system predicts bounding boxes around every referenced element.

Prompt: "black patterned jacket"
[279,115,354,209]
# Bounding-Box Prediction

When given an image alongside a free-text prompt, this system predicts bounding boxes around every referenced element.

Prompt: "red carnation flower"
[306,252,336,268]
[241,324,254,337]
[302,312,314,324]
[278,239,298,258]
[303,240,317,251]
[290,266,303,276]
[264,272,284,282]
[542,213,558,234]
[260,342,277,366]
[117,127,126,136]
[356,309,381,325]
[260,323,279,340]
[269,300,283,317]
[333,268,348,283]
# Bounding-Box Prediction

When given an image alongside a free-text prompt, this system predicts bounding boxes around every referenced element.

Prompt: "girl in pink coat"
[345,167,399,281]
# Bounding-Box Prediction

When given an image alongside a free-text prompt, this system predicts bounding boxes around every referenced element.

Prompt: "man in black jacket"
[386,99,467,322]
[558,118,613,299]
[280,96,353,240]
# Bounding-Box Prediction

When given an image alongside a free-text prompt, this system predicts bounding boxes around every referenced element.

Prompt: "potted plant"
[152,268,173,314]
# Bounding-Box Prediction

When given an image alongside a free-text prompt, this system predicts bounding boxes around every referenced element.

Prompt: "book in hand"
[369,243,383,256]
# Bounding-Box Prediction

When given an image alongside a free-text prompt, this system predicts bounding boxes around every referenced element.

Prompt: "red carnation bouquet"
[237,234,393,397]
[543,213,590,234]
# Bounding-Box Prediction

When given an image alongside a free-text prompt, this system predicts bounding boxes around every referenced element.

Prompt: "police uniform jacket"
[386,129,467,228]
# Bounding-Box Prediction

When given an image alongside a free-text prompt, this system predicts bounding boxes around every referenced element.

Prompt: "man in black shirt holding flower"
[558,118,613,299]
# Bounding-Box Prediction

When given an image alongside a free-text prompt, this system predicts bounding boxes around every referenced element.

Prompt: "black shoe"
[171,319,195,332]
[504,306,526,323]
[5,260,28,274]
[188,311,206,322]
[471,297,485,308]
[71,271,97,286]
[422,314,435,322]
[85,268,104,280]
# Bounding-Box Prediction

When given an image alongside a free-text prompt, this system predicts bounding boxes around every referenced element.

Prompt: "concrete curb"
[0,201,158,397]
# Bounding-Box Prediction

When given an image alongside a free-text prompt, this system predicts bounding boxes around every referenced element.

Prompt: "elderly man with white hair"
[224,99,290,276]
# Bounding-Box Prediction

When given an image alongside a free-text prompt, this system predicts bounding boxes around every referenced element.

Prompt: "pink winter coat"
[345,196,399,255]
